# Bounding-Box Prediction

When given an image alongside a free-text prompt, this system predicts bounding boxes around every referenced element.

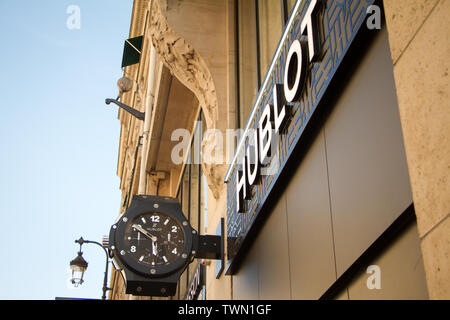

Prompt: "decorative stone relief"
[148,0,226,199]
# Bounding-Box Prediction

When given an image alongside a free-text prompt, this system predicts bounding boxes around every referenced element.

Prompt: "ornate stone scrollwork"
[148,0,217,131]
[148,0,226,199]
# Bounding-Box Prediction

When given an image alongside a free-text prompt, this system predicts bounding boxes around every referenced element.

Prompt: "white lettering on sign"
[283,40,308,103]
[246,129,260,186]
[259,103,273,166]
[236,0,322,213]
[301,0,322,62]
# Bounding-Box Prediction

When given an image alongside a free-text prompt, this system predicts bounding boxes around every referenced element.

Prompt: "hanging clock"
[109,195,196,296]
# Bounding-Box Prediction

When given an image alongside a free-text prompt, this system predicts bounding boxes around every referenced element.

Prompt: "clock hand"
[152,240,158,256]
[132,224,157,242]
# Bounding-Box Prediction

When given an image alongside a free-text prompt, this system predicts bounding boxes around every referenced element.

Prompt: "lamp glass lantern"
[70,251,88,287]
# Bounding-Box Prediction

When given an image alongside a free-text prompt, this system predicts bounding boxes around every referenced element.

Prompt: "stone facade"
[384,0,450,299]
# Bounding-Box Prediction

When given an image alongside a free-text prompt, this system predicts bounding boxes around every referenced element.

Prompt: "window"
[287,0,296,13]
[175,111,207,300]
[236,0,258,130]
[258,0,283,80]
[235,0,293,129]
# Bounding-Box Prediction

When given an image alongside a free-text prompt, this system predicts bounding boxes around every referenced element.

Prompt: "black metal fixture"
[69,237,111,300]
[108,195,224,297]
[105,98,145,120]
[105,75,145,120]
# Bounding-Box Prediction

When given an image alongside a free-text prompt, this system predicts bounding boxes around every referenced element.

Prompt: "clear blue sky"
[0,1,133,299]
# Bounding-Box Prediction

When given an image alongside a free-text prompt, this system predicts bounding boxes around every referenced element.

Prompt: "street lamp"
[69,237,111,300]
[105,75,145,121]
[69,251,88,287]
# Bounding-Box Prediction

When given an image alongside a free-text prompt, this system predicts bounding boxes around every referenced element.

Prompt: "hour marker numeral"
[151,215,160,223]
[171,226,177,232]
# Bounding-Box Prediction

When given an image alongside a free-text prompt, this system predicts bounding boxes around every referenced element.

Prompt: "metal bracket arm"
[105,98,145,121]
[194,235,223,260]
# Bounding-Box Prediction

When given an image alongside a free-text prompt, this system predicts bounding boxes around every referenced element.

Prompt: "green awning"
[121,35,143,68]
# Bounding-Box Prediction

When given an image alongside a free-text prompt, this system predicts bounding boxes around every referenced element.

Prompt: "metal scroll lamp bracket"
[105,98,145,121]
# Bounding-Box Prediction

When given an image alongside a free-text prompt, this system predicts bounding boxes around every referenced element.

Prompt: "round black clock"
[109,195,195,281]
[124,211,185,268]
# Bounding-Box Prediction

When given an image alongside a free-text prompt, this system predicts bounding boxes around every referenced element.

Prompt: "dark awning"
[121,35,143,68]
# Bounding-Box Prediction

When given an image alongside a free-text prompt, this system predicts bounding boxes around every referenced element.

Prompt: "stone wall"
[384,0,450,299]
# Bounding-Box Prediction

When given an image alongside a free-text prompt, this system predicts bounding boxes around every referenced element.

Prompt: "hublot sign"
[225,0,377,274]
[236,0,322,213]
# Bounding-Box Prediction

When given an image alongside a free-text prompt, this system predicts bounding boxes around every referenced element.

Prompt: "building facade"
[108,0,449,300]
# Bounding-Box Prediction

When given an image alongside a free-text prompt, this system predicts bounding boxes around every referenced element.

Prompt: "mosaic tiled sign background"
[225,0,376,273]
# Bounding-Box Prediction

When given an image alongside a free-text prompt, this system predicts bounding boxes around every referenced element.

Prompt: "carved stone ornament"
[148,0,225,199]
[148,0,218,130]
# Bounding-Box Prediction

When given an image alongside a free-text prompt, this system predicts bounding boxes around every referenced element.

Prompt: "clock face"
[122,212,186,269]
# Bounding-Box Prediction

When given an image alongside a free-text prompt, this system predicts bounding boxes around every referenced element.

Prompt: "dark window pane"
[258,0,283,78]
[237,0,258,129]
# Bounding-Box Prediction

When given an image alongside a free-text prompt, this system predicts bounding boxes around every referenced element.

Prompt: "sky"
[0,1,133,299]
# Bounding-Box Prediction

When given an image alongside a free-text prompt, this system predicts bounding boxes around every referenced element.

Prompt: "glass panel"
[179,270,187,299]
[201,173,207,234]
[199,112,206,235]
[192,116,202,167]
[188,180,199,297]
[190,160,199,232]
[175,279,180,300]
[175,111,206,299]
[180,160,190,299]
[238,0,258,129]
[258,0,283,78]
[191,118,201,231]
[201,109,207,134]
[287,0,296,13]
[181,160,190,219]
[176,182,181,202]
[200,111,206,171]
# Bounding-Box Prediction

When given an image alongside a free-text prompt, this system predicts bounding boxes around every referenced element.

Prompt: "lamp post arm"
[75,238,111,300]
[105,98,145,120]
